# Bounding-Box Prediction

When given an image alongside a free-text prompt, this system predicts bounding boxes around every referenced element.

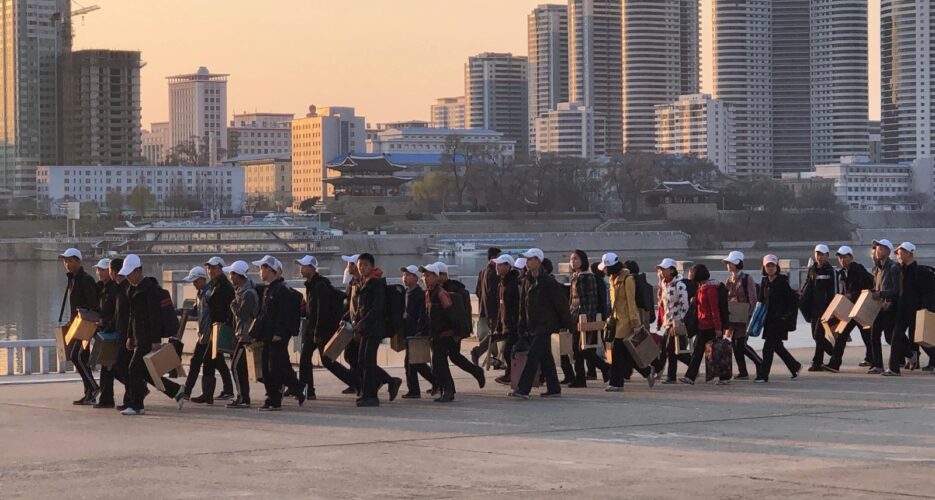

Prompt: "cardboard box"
[245,342,264,382]
[211,323,235,358]
[550,330,573,362]
[509,350,540,391]
[728,302,751,324]
[389,328,407,352]
[65,309,100,344]
[54,325,70,365]
[674,334,691,355]
[822,319,839,345]
[622,328,660,369]
[323,323,354,362]
[849,290,882,329]
[914,309,935,349]
[578,314,604,350]
[90,332,118,369]
[143,343,182,392]
[821,295,854,324]
[408,336,432,365]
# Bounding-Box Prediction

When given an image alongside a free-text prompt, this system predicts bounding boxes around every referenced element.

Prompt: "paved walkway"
[2,346,935,499]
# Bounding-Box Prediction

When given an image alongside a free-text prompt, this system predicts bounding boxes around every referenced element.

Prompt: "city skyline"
[73,0,883,129]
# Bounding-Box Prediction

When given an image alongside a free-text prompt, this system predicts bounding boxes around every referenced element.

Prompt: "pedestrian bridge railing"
[0,339,67,376]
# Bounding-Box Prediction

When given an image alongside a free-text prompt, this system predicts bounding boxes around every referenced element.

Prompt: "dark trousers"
[405,348,435,394]
[127,341,181,410]
[517,329,560,395]
[871,310,896,369]
[829,320,860,370]
[70,342,98,396]
[345,338,361,387]
[298,335,359,393]
[608,337,652,387]
[450,338,483,383]
[99,341,132,405]
[684,329,717,381]
[731,334,762,377]
[658,334,692,381]
[357,335,393,400]
[502,335,517,378]
[572,330,610,384]
[432,336,456,395]
[231,341,250,404]
[757,337,800,381]
[184,341,233,397]
[889,314,913,373]
[262,338,303,406]
[810,320,834,366]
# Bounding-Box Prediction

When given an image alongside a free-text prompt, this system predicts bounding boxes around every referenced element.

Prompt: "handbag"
[747,302,767,337]
[603,317,617,343]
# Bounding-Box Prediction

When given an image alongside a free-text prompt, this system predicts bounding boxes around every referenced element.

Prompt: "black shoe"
[807,365,823,372]
[296,384,309,407]
[427,386,439,396]
[434,391,454,403]
[387,378,402,402]
[258,403,282,411]
[923,365,935,372]
[586,374,598,381]
[559,377,572,385]
[115,405,128,412]
[215,392,234,401]
[540,391,561,398]
[341,386,356,395]
[734,374,749,380]
[191,395,213,405]
[356,397,379,407]
[475,370,486,389]
[883,369,901,377]
[226,400,250,409]
[568,380,587,388]
[858,360,871,367]
[660,378,677,384]
[93,401,115,409]
[401,392,421,399]
[822,364,839,373]
[679,377,694,386]
[283,387,295,398]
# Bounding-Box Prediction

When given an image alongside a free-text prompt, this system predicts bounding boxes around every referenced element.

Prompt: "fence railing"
[0,339,66,376]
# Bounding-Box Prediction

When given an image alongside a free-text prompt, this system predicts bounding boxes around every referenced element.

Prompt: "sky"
[72,0,881,129]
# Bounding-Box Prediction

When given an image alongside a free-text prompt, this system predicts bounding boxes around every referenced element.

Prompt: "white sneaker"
[604,385,622,392]
[120,408,145,416]
[175,387,186,411]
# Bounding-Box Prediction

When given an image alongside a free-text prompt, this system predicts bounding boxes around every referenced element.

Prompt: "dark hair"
[358,253,375,265]
[542,258,554,274]
[572,249,589,272]
[109,258,123,273]
[606,261,624,276]
[691,264,711,283]
[761,263,782,276]
[590,262,604,277]
[623,260,640,275]
[487,247,502,260]
[735,260,745,270]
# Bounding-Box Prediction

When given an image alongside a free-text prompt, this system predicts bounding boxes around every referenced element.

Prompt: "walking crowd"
[55,238,935,415]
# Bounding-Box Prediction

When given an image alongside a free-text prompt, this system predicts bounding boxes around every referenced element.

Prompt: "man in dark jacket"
[182,258,235,404]
[493,255,521,386]
[118,254,186,416]
[869,239,900,373]
[59,248,101,405]
[885,242,931,376]
[250,255,308,411]
[297,255,357,398]
[421,263,462,403]
[511,248,573,399]
[399,265,435,398]
[826,246,874,372]
[801,245,837,371]
[107,258,134,411]
[93,259,123,408]
[471,247,502,365]
[438,263,486,390]
[351,253,402,407]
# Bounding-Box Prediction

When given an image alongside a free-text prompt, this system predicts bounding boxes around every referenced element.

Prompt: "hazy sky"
[73,0,881,129]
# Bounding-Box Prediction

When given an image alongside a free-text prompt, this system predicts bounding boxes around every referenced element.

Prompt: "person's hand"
[273,335,282,342]
[126,338,136,350]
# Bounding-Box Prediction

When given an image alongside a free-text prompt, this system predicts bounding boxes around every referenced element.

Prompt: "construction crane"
[51,2,101,42]
[72,4,101,18]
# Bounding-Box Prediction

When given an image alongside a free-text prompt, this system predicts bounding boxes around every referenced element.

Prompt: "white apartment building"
[367,127,516,158]
[142,122,170,165]
[227,112,293,159]
[430,97,465,129]
[655,94,736,174]
[36,164,246,213]
[533,103,606,160]
[167,67,228,165]
[465,53,529,155]
[814,156,914,210]
[528,4,569,153]
[291,106,365,204]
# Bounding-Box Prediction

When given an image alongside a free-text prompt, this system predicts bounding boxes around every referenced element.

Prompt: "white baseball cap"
[94,258,112,270]
[419,263,443,275]
[59,248,82,261]
[597,252,620,271]
[205,256,225,267]
[722,251,745,266]
[521,248,545,261]
[491,254,515,266]
[252,255,283,272]
[814,244,830,255]
[762,254,779,266]
[514,257,527,270]
[897,242,916,253]
[117,254,142,277]
[872,239,894,251]
[656,257,678,270]
[341,254,359,264]
[433,261,449,274]
[222,260,250,277]
[400,265,420,276]
[296,255,319,268]
[836,246,854,257]
[182,266,208,283]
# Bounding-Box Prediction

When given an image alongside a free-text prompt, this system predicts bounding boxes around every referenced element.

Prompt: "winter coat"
[609,269,641,336]
[350,271,387,339]
[657,275,689,329]
[230,279,259,342]
[569,271,600,323]
[518,270,573,335]
[303,273,340,342]
[496,270,521,338]
[252,277,294,343]
[476,262,499,320]
[404,284,425,337]
[801,261,837,322]
[66,266,99,321]
[127,276,162,345]
[97,279,119,333]
[696,280,723,332]
[759,274,797,341]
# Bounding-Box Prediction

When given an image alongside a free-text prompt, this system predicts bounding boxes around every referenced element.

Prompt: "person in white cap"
[885,242,931,376]
[435,261,487,391]
[399,264,435,399]
[339,254,363,393]
[250,255,308,410]
[754,255,802,383]
[92,258,121,409]
[296,255,358,399]
[223,260,259,408]
[180,262,235,404]
[566,249,610,387]
[510,249,574,399]
[59,247,101,406]
[867,239,900,374]
[106,258,135,411]
[118,254,186,415]
[655,257,692,383]
[721,251,762,380]
[489,254,522,386]
[473,247,503,367]
[826,246,874,372]
[419,263,460,402]
[800,244,838,371]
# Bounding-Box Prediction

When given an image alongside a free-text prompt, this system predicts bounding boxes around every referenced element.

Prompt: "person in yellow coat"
[601,253,657,392]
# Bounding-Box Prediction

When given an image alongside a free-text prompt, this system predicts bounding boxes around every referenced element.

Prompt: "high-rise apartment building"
[528,4,569,153]
[291,106,364,205]
[465,52,529,155]
[430,97,466,129]
[227,112,293,159]
[167,67,228,165]
[655,94,736,174]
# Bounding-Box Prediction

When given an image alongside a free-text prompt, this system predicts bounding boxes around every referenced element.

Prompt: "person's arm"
[746,274,758,310]
[550,278,574,331]
[704,286,722,332]
[624,275,640,329]
[675,281,689,323]
[83,276,100,313]
[880,263,899,301]
[145,289,162,344]
[516,281,528,334]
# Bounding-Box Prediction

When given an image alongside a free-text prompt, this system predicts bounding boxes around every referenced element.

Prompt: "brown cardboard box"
[90,336,118,369]
[622,328,660,369]
[914,309,935,348]
[550,330,573,362]
[245,342,264,382]
[143,344,182,392]
[849,290,882,329]
[54,325,70,365]
[578,314,604,350]
[323,323,354,362]
[509,350,540,391]
[728,302,751,324]
[408,336,431,364]
[822,318,839,345]
[65,309,99,344]
[821,295,854,324]
[389,328,407,352]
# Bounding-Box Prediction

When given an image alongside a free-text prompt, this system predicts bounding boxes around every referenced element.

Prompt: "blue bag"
[747,303,767,338]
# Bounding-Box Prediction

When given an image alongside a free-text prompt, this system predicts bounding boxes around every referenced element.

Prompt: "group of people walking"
[56,238,934,415]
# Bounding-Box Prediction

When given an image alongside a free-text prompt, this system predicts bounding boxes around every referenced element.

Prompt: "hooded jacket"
[66,266,99,321]
[97,279,119,333]
[759,274,797,341]
[351,268,387,338]
[519,269,573,335]
[476,261,499,320]
[801,261,837,321]
[127,276,162,344]
[696,279,723,332]
[230,279,259,342]
[609,269,641,336]
[303,273,340,342]
[496,269,521,337]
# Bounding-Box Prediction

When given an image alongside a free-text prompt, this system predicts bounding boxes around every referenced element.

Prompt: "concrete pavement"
[2,346,935,499]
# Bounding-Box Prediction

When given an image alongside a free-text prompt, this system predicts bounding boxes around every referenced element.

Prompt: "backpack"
[633,273,656,323]
[680,278,699,335]
[156,287,180,338]
[445,280,473,338]
[284,286,304,337]
[716,282,730,328]
[385,283,406,337]
[918,265,935,312]
[319,279,347,327]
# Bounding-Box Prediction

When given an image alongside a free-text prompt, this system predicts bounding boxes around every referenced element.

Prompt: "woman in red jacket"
[680,264,729,385]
